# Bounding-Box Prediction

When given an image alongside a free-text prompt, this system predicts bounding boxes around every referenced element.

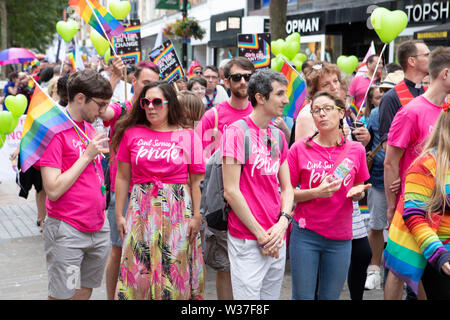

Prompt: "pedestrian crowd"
[1,39,449,300]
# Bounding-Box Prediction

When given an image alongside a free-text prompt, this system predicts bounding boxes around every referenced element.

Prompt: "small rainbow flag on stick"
[19,82,74,172]
[280,60,307,119]
[68,0,124,40]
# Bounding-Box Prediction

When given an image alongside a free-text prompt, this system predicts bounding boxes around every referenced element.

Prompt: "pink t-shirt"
[39,120,106,233]
[288,139,370,240]
[116,125,205,186]
[104,100,132,192]
[195,100,253,158]
[221,116,288,240]
[348,75,371,108]
[387,95,442,195]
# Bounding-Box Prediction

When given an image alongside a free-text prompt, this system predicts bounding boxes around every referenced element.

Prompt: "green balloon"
[0,111,14,135]
[286,32,301,43]
[104,49,112,64]
[56,19,79,43]
[337,55,359,74]
[108,0,131,20]
[371,7,408,43]
[271,57,284,72]
[90,30,110,56]
[281,40,300,61]
[0,134,6,149]
[271,39,285,56]
[294,53,307,63]
[4,117,19,135]
[5,94,28,118]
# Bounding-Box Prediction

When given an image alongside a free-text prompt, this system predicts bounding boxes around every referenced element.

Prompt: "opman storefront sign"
[285,13,324,35]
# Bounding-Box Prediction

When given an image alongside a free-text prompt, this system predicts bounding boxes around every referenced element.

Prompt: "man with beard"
[195,57,255,300]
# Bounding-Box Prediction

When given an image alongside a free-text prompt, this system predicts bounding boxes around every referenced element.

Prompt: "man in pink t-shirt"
[40,69,113,300]
[383,47,450,300]
[100,58,160,300]
[222,68,294,300]
[195,57,254,300]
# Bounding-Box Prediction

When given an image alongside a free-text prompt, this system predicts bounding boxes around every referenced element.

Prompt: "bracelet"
[278,211,293,225]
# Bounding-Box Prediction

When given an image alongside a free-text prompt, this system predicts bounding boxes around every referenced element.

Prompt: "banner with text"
[149,40,184,83]
[113,19,142,65]
[0,115,26,182]
[237,33,271,69]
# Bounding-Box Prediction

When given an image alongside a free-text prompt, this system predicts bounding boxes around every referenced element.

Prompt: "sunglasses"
[229,73,252,82]
[140,97,168,109]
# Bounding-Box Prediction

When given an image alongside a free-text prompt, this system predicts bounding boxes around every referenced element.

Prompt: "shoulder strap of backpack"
[212,106,219,142]
[268,124,283,159]
[235,119,251,164]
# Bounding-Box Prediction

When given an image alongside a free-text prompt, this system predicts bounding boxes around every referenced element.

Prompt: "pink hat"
[188,61,202,78]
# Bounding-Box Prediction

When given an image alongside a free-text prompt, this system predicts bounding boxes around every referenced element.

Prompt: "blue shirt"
[2,81,15,109]
[366,107,385,190]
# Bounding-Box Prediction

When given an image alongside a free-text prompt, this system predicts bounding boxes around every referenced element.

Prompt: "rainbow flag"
[67,51,76,72]
[68,0,124,40]
[280,61,307,119]
[349,100,363,120]
[19,83,74,172]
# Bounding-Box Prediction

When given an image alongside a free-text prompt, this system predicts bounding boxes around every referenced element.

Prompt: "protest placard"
[237,33,271,69]
[149,40,184,83]
[113,19,142,65]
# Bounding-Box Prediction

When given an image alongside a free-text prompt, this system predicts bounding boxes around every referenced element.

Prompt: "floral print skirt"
[116,182,204,300]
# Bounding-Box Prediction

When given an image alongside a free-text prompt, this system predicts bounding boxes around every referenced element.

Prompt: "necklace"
[65,109,106,196]
[314,135,338,161]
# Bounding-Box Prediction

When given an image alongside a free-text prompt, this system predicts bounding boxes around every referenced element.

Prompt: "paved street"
[0,180,384,300]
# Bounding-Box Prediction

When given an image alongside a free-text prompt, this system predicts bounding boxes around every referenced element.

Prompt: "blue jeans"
[289,221,352,300]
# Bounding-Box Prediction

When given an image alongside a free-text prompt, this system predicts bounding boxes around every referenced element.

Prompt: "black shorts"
[17,154,43,199]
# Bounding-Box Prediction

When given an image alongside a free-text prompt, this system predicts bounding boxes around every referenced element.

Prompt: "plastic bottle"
[92,118,109,150]
[329,158,354,182]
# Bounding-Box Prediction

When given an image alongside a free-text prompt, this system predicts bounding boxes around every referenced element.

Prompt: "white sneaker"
[365,265,381,290]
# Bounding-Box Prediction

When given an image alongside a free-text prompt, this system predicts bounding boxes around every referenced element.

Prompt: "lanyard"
[205,88,217,110]
[65,110,106,195]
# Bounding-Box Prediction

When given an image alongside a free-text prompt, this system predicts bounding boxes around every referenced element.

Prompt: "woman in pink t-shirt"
[288,91,371,300]
[110,81,205,300]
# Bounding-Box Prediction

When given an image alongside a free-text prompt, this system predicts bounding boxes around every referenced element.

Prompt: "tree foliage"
[3,0,67,52]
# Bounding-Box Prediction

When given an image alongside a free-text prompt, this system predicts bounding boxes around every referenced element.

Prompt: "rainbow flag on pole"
[68,0,124,40]
[19,84,74,172]
[280,61,307,119]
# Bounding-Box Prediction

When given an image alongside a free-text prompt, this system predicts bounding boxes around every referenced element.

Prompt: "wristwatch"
[279,211,293,224]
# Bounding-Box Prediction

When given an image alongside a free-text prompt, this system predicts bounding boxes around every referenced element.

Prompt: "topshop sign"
[404,1,449,22]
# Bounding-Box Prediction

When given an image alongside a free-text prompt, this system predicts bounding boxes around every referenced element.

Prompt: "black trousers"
[421,263,450,300]
[347,237,372,300]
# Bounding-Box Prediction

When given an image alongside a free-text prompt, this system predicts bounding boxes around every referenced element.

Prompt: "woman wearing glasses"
[287,91,371,300]
[110,81,205,300]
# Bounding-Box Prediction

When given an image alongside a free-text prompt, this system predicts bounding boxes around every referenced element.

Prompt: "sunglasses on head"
[140,97,168,109]
[229,73,252,82]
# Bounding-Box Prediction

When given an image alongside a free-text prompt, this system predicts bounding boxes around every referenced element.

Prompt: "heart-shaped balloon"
[371,7,408,43]
[294,53,307,63]
[271,39,285,57]
[5,94,28,118]
[56,20,79,43]
[90,30,110,56]
[271,56,284,72]
[0,133,5,148]
[104,49,113,64]
[109,0,131,20]
[4,117,19,135]
[0,111,14,135]
[337,55,359,74]
[286,32,301,44]
[281,40,300,61]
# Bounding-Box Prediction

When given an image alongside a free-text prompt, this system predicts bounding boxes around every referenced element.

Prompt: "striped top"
[402,153,450,272]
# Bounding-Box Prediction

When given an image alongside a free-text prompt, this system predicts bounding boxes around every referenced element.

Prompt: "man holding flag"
[38,69,113,300]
